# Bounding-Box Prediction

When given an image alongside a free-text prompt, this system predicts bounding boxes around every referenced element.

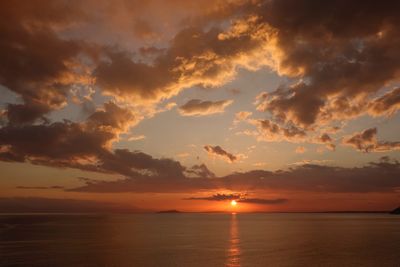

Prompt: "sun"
[230,200,237,206]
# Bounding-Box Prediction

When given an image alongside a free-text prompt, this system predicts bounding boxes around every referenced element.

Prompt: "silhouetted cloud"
[204,145,237,163]
[16,186,64,190]
[0,101,188,179]
[185,193,240,201]
[184,193,288,205]
[343,128,400,152]
[186,164,216,178]
[70,157,400,194]
[178,99,233,116]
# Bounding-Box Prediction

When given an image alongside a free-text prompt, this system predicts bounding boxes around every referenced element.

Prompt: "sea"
[0,213,399,267]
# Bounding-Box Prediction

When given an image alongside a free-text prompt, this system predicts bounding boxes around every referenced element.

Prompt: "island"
[157,209,181,213]
[390,207,400,214]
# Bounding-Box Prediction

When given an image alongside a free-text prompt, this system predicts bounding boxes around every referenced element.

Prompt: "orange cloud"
[295,146,306,154]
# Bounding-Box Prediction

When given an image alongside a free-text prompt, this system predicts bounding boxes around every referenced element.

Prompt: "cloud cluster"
[0,101,188,180]
[253,0,400,128]
[94,14,273,104]
[178,99,233,116]
[0,0,269,126]
[1,0,400,201]
[0,1,94,125]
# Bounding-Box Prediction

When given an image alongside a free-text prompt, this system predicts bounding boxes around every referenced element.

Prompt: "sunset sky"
[0,0,399,212]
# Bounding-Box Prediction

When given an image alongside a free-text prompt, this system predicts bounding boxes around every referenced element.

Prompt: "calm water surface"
[0,213,399,266]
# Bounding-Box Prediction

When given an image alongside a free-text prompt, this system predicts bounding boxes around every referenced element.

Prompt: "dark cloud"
[71,157,400,194]
[239,198,288,205]
[0,102,133,167]
[185,193,241,201]
[316,133,336,151]
[204,145,237,163]
[0,102,187,180]
[178,99,233,116]
[0,1,93,124]
[245,119,306,142]
[343,127,400,152]
[184,193,288,205]
[186,164,216,178]
[16,186,64,190]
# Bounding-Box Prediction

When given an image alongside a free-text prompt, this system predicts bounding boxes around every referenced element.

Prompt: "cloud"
[94,14,273,104]
[0,1,92,124]
[343,127,400,152]
[16,186,64,190]
[178,99,233,116]
[70,157,400,194]
[242,119,306,142]
[184,193,288,205]
[0,0,268,126]
[204,145,238,163]
[127,134,146,141]
[368,87,400,116]
[0,101,189,180]
[295,146,306,154]
[0,101,136,166]
[289,159,333,166]
[233,111,252,124]
[227,88,241,95]
[186,164,216,178]
[1,0,399,129]
[1,0,400,201]
[315,133,336,151]
[185,193,241,201]
[239,198,288,205]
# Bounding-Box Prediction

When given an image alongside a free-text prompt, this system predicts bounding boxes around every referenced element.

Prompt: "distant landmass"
[390,207,400,214]
[157,209,181,213]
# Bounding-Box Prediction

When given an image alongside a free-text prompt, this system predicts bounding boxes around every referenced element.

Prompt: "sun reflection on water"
[226,213,240,267]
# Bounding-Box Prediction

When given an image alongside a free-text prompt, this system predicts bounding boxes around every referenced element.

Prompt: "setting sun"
[231,200,237,206]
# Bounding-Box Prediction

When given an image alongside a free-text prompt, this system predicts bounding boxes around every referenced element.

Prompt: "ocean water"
[0,213,399,267]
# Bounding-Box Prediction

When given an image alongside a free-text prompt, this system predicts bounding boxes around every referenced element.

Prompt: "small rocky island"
[157,209,181,213]
[389,207,400,214]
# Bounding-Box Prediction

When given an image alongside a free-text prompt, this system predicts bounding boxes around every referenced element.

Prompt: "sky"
[0,0,399,213]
